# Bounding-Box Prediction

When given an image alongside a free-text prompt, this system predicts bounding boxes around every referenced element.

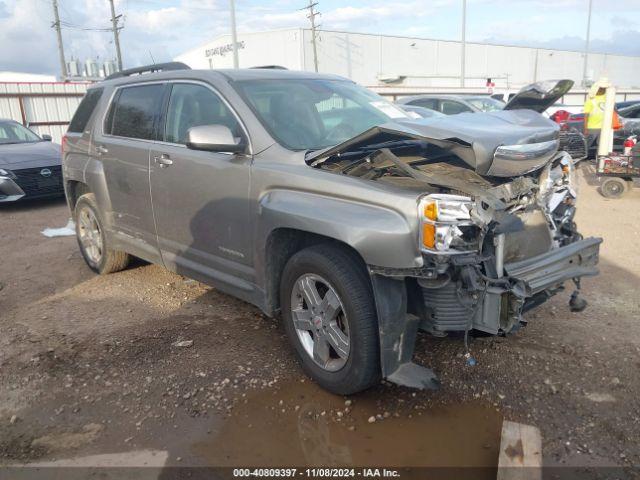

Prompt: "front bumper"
[504,237,601,296]
[369,236,602,390]
[424,236,602,335]
[0,176,26,202]
[0,165,64,202]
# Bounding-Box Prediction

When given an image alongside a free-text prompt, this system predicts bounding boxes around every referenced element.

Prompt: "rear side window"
[410,98,437,110]
[106,84,164,140]
[68,88,103,133]
[441,100,471,115]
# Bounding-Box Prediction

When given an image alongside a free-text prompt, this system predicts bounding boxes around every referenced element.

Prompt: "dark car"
[615,100,640,110]
[618,103,640,120]
[562,103,640,157]
[0,119,63,202]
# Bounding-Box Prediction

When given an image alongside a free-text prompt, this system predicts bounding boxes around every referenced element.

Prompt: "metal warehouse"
[175,28,640,90]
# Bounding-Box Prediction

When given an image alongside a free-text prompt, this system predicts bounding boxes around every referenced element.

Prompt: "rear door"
[149,81,253,290]
[92,83,164,262]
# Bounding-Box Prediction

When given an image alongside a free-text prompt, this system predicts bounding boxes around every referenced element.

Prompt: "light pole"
[108,0,124,71]
[582,0,593,86]
[51,0,68,79]
[460,0,466,88]
[230,0,239,68]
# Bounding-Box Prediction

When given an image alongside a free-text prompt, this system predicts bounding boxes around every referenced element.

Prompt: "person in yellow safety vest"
[584,87,606,133]
[583,87,622,153]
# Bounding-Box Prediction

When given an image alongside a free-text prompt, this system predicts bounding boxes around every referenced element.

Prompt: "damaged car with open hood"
[62,65,602,395]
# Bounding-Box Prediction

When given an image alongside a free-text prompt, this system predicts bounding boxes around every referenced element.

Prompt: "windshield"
[467,97,505,112]
[234,79,410,150]
[0,121,41,144]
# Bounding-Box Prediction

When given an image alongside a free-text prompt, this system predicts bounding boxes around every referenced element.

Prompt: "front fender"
[257,189,421,268]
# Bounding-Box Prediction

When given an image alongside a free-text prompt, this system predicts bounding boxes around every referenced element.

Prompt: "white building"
[175,28,640,91]
[0,71,57,82]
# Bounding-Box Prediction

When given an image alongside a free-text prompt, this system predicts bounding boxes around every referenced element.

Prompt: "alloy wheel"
[290,273,350,372]
[77,207,103,265]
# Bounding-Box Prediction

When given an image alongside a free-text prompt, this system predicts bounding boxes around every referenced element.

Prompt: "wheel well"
[66,180,90,215]
[264,228,369,316]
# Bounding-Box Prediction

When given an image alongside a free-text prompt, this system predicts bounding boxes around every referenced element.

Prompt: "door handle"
[95,145,108,155]
[154,154,173,168]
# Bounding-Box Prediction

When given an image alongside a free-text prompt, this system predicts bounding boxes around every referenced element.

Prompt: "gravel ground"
[0,164,639,476]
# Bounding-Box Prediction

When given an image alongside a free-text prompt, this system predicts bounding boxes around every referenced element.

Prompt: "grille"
[559,129,588,161]
[13,165,64,198]
[421,282,471,332]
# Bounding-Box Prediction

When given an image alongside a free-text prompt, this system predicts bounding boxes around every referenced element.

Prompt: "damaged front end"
[309,108,602,390]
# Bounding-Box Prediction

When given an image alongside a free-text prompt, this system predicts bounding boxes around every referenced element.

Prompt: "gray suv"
[62,63,601,394]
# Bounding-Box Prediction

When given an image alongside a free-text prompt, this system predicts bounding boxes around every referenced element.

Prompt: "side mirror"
[42,134,52,141]
[185,125,246,153]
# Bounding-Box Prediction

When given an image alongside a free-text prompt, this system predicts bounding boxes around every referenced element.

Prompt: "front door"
[149,82,254,292]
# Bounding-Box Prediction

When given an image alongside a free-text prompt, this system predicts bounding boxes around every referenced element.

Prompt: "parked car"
[396,94,505,115]
[0,119,63,202]
[618,103,640,119]
[63,64,601,394]
[395,104,446,120]
[399,82,588,160]
[615,100,640,110]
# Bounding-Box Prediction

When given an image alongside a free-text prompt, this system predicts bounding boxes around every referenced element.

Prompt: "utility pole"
[582,0,593,86]
[460,0,466,87]
[51,0,68,79]
[229,0,239,68]
[303,1,320,72]
[108,0,124,71]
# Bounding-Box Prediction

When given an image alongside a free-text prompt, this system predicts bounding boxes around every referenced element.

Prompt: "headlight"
[418,194,480,253]
[538,152,577,209]
[560,153,578,198]
[0,168,16,179]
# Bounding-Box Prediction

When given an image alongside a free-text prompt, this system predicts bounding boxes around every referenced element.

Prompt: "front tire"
[280,244,380,395]
[75,193,129,274]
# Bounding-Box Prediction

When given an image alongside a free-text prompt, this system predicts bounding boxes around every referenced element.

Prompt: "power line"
[301,1,320,72]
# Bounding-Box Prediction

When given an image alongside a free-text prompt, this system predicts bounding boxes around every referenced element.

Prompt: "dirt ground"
[1,164,639,477]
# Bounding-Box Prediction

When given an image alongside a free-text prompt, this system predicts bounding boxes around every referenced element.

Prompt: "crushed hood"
[504,79,574,113]
[307,109,559,177]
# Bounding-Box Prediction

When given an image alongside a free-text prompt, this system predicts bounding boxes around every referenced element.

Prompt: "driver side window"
[164,83,240,145]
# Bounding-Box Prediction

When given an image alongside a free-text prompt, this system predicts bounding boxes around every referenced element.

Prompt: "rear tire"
[75,193,129,274]
[280,244,380,395]
[600,177,627,199]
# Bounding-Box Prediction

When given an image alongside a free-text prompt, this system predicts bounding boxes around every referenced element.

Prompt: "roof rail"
[250,65,288,70]
[105,62,191,81]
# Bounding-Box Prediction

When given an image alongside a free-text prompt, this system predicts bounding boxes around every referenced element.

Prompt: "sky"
[1,0,639,76]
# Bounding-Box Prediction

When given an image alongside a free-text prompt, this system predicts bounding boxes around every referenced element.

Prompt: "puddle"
[192,381,502,472]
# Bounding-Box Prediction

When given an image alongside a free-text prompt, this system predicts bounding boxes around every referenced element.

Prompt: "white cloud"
[0,0,638,76]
